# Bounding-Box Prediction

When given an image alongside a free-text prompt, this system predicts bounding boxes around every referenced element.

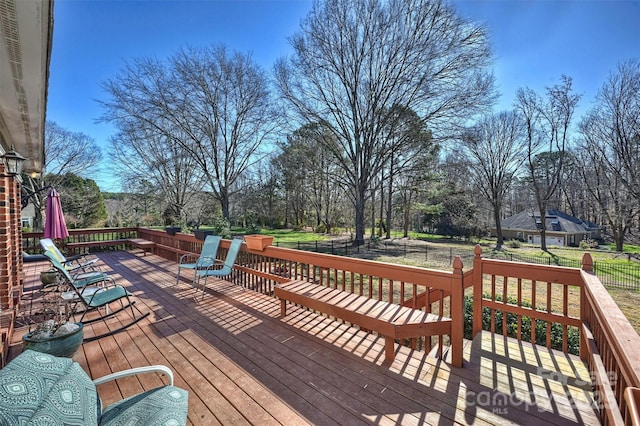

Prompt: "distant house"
[21,202,36,230]
[495,210,601,247]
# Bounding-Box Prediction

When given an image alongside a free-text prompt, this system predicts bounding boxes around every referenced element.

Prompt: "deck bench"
[274,279,452,364]
[127,238,156,256]
[66,239,128,255]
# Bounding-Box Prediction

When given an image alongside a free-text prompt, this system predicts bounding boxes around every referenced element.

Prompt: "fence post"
[472,245,483,338]
[425,244,428,261]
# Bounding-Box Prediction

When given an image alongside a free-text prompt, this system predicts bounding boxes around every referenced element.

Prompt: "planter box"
[193,229,215,241]
[40,270,57,285]
[165,226,182,236]
[244,235,274,251]
[22,322,84,358]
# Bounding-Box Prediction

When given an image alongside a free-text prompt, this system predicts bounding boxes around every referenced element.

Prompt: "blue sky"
[46,0,640,192]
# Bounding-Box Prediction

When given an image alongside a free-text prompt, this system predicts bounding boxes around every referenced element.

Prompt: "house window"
[535,219,542,229]
[551,220,561,231]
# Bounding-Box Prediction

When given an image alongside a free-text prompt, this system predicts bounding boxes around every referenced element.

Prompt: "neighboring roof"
[501,210,600,234]
[0,0,54,174]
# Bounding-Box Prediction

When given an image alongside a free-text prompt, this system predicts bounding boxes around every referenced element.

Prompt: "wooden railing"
[133,229,466,366]
[21,227,640,423]
[23,228,138,254]
[472,244,640,425]
[581,255,640,425]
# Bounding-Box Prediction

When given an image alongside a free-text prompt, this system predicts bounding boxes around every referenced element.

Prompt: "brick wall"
[0,163,22,366]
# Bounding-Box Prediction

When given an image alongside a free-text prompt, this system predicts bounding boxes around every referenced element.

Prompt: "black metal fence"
[508,252,640,290]
[275,239,640,290]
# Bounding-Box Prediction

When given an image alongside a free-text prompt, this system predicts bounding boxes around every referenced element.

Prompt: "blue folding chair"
[176,235,222,287]
[197,238,243,298]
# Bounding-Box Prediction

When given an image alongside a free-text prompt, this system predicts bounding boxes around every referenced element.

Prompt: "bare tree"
[461,111,526,249]
[23,121,102,230]
[100,45,278,220]
[274,123,346,232]
[515,76,580,251]
[576,60,640,250]
[382,105,436,238]
[275,0,495,245]
[109,122,204,226]
[573,145,638,251]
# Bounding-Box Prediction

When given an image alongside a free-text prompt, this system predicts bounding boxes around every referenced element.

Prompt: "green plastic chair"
[197,238,243,298]
[43,250,111,290]
[44,250,149,342]
[176,235,222,287]
[40,237,99,272]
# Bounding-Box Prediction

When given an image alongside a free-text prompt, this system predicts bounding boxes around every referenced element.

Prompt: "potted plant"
[22,320,84,358]
[193,229,215,241]
[165,226,181,236]
[39,269,57,285]
[244,235,274,251]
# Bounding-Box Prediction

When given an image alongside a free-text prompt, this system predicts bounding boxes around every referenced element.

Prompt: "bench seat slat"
[275,279,452,364]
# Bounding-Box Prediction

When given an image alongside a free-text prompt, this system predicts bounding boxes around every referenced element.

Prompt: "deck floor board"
[9,251,600,425]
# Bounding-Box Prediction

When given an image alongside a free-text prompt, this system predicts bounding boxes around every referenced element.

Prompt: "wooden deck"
[11,251,601,425]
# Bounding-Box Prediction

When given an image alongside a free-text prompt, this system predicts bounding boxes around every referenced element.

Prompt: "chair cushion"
[0,350,98,425]
[99,385,188,426]
[85,286,129,307]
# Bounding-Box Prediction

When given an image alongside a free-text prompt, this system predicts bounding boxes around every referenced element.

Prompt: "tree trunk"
[355,193,366,246]
[386,162,393,239]
[537,204,548,251]
[370,184,376,237]
[379,175,384,238]
[220,187,230,220]
[493,202,504,250]
[403,198,410,238]
[614,223,624,252]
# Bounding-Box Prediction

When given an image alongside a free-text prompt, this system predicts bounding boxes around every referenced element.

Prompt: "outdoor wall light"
[2,145,27,176]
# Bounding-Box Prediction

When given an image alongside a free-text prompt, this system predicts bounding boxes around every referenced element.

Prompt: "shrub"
[506,239,521,248]
[463,294,579,355]
[211,216,231,239]
[246,221,261,235]
[579,238,599,249]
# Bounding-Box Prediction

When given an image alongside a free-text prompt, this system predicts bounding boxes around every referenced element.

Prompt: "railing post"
[580,252,593,361]
[451,256,464,368]
[472,245,483,338]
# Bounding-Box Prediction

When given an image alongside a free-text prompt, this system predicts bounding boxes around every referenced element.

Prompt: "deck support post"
[280,299,287,317]
[384,336,395,365]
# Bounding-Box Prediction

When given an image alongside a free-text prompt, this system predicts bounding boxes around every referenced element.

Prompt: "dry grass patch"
[607,287,640,336]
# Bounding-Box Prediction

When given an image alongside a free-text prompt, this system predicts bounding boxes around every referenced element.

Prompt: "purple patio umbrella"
[44,188,69,240]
